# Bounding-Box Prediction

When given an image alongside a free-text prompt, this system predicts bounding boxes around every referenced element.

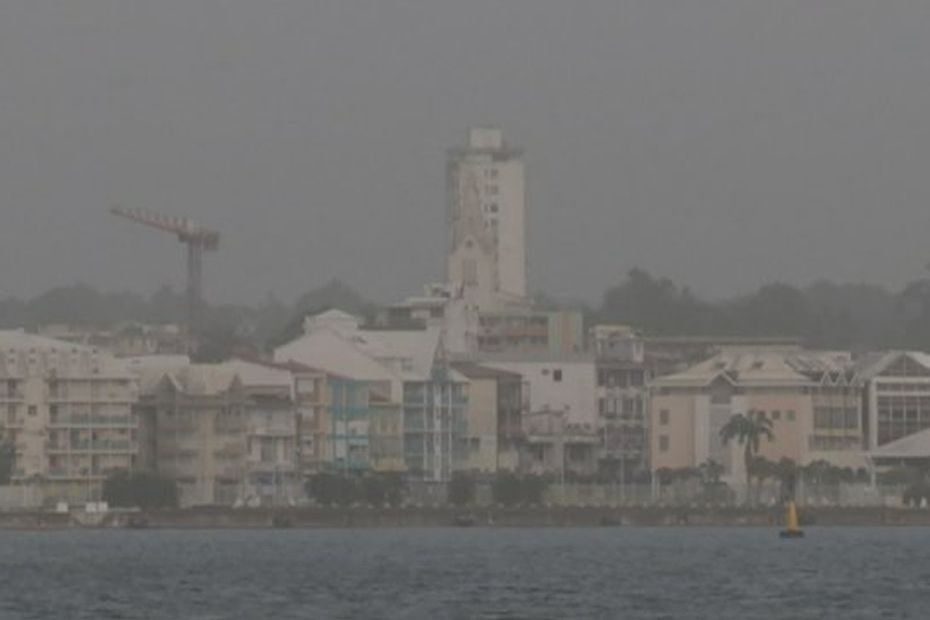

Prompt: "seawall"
[4,505,930,529]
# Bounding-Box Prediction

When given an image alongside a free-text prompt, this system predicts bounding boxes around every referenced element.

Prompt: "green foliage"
[14,269,930,355]
[448,472,476,506]
[306,473,359,506]
[0,280,375,355]
[597,268,913,350]
[773,458,799,500]
[697,460,733,504]
[657,467,700,486]
[306,472,406,507]
[720,412,775,504]
[0,431,13,485]
[102,470,179,510]
[361,473,405,507]
[268,279,375,350]
[698,460,724,487]
[877,466,915,486]
[491,473,549,506]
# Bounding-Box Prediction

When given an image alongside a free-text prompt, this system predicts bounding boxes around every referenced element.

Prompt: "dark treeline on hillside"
[4,268,930,355]
[0,278,374,361]
[597,268,930,351]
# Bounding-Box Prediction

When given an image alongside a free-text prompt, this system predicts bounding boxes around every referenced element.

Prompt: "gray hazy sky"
[3,1,930,305]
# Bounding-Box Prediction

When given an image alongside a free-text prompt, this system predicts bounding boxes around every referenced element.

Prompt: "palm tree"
[719,413,774,504]
[0,429,13,485]
[774,457,799,502]
[750,456,776,504]
[698,459,729,505]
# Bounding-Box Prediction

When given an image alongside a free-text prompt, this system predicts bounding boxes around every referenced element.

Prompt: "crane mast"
[109,206,220,353]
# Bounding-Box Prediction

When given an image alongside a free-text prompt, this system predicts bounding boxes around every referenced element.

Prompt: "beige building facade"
[138,366,248,507]
[650,348,866,486]
[0,331,137,502]
[451,363,527,473]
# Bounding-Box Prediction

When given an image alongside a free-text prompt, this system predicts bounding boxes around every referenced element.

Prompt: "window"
[787,410,796,422]
[489,203,499,213]
[28,406,37,417]
[771,410,781,421]
[659,410,670,426]
[659,435,669,452]
[553,369,562,382]
[462,259,478,286]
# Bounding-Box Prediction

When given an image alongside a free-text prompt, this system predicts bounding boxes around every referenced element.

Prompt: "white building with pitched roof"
[275,310,468,481]
[855,351,930,453]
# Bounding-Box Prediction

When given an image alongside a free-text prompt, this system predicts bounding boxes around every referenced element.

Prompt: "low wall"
[5,505,930,529]
[61,505,930,529]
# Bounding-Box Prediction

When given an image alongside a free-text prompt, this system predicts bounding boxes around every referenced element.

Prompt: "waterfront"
[0,527,928,619]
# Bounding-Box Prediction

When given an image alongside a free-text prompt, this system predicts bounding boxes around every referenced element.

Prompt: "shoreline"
[3,505,930,530]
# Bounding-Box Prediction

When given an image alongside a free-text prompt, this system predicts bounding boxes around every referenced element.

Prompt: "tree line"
[7,267,930,357]
[596,268,930,351]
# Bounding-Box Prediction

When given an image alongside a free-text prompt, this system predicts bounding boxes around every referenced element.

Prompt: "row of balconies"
[46,439,134,453]
[49,414,135,428]
[48,395,135,404]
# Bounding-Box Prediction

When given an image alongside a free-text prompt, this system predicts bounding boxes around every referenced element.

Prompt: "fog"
[2,1,930,304]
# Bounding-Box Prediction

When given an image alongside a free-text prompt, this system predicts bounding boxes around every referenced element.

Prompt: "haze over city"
[4,1,930,304]
[8,3,930,619]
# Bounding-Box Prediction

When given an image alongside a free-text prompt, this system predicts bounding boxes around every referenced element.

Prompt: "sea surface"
[0,527,927,619]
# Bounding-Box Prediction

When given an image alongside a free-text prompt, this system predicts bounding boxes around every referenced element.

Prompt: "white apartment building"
[483,355,598,429]
[447,127,526,306]
[0,331,138,502]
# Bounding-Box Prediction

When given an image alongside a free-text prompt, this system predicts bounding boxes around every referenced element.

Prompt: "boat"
[779,501,804,539]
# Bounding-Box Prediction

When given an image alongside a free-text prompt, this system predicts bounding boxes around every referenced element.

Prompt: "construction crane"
[109,206,220,353]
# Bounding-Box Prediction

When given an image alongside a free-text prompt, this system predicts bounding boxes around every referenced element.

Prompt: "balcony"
[49,414,135,428]
[67,439,134,453]
[248,420,295,437]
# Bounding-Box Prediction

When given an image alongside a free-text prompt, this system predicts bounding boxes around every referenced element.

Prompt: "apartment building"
[476,308,585,356]
[450,363,528,473]
[521,408,600,480]
[221,360,301,506]
[592,326,651,480]
[275,309,465,481]
[650,348,866,486]
[481,355,599,479]
[0,331,137,502]
[483,355,597,428]
[138,365,247,506]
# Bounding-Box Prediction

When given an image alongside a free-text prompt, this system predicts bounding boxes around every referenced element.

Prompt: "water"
[0,527,927,619]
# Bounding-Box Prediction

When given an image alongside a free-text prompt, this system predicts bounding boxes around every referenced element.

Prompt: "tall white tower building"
[447,127,526,307]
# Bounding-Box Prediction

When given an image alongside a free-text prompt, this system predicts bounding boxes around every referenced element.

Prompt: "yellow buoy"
[779,500,804,538]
